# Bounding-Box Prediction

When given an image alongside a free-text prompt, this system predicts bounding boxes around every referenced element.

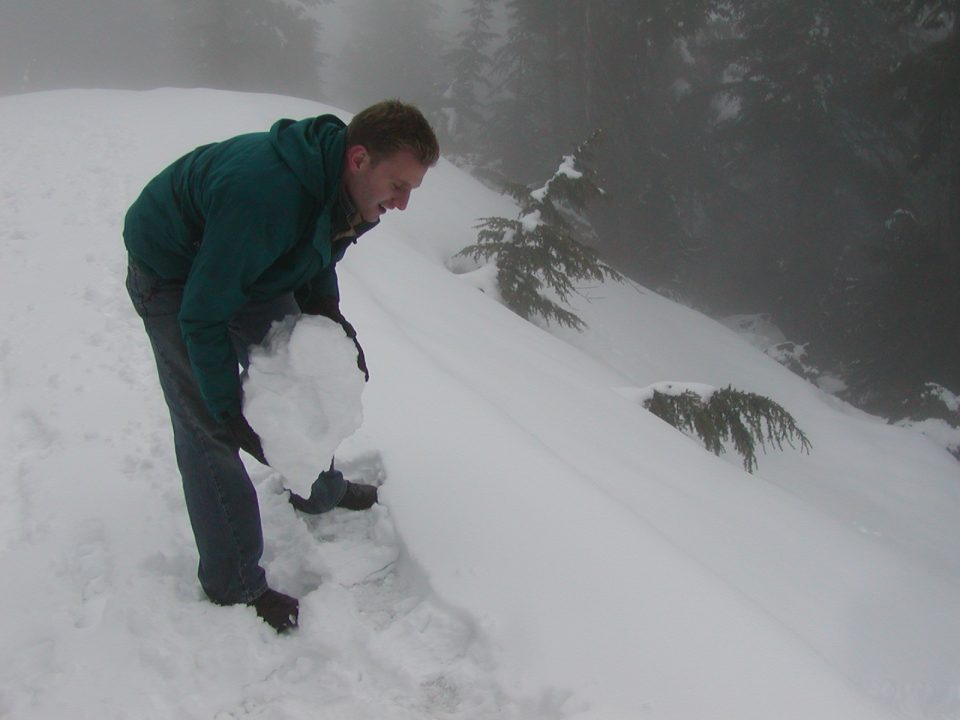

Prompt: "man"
[123,100,439,633]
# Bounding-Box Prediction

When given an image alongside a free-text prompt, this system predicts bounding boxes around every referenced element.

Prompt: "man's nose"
[394,188,410,211]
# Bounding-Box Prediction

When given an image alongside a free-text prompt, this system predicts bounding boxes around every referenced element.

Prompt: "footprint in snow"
[61,518,112,629]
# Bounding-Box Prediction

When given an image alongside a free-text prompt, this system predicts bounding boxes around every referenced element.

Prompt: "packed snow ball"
[243,315,365,496]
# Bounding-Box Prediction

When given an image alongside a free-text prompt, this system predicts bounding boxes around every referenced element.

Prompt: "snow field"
[1,88,959,720]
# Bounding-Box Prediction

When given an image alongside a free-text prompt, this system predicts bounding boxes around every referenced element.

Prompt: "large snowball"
[243,315,365,496]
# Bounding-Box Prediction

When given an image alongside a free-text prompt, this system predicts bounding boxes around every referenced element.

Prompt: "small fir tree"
[457,130,622,330]
[644,385,812,473]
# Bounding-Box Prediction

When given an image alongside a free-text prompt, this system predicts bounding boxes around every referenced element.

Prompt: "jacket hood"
[269,115,346,203]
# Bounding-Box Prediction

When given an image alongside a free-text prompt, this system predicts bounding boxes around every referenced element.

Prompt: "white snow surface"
[623,381,720,405]
[520,209,543,232]
[2,88,960,720]
[243,315,366,497]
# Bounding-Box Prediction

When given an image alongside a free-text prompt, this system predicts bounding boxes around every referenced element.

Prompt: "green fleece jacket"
[123,115,374,420]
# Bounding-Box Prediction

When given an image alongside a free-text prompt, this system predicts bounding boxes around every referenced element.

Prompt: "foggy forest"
[2,0,957,427]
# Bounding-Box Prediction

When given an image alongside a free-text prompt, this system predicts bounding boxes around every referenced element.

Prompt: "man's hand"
[351,335,369,381]
[304,296,369,381]
[223,413,268,465]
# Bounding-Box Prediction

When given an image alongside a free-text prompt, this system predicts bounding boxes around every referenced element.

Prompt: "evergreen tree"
[440,0,959,421]
[482,0,714,291]
[587,0,713,293]
[861,212,957,408]
[486,0,569,182]
[809,2,960,411]
[644,385,812,473]
[440,0,497,159]
[457,131,622,329]
[872,2,960,405]
[697,1,894,315]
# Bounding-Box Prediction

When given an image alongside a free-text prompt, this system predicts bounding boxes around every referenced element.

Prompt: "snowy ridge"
[1,89,959,720]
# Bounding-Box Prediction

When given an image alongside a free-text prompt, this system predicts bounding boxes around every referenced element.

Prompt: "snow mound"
[243,315,365,495]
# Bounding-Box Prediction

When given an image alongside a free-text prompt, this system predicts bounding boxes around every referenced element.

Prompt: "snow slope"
[1,88,958,720]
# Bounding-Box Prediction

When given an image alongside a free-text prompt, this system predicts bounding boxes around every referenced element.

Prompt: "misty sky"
[0,0,472,104]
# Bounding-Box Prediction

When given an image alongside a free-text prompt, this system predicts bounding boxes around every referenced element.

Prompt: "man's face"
[342,146,429,223]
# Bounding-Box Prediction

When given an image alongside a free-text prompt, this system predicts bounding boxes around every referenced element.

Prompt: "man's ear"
[344,144,368,172]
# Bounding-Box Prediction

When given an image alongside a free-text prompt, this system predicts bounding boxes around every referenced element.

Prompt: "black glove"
[223,413,268,465]
[304,296,369,382]
[349,334,369,382]
[304,295,342,322]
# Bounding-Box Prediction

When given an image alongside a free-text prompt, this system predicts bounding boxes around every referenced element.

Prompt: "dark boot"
[251,588,299,633]
[336,481,378,510]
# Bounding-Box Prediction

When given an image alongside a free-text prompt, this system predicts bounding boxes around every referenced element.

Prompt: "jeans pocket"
[126,261,183,318]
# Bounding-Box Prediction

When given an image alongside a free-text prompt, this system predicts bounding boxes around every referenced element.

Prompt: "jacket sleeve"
[178,186,293,421]
[294,233,357,313]
[295,264,340,314]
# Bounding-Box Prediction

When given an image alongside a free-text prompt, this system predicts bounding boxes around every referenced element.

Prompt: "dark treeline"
[441,0,959,420]
[1,0,956,419]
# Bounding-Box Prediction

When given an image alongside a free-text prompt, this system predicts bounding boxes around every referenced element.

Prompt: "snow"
[929,384,960,413]
[671,77,693,100]
[555,155,582,180]
[519,209,543,232]
[897,417,960,459]
[712,90,743,124]
[619,381,719,405]
[243,315,366,497]
[530,155,583,202]
[719,312,787,350]
[885,208,919,229]
[895,384,960,457]
[720,315,853,397]
[2,88,960,720]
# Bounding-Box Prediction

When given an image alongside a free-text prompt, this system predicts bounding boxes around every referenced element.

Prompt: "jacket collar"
[333,185,379,243]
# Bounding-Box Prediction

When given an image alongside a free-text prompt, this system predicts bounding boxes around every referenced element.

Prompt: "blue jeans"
[126,259,346,605]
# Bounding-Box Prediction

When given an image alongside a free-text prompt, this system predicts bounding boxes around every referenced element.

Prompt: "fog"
[0,0,182,95]
[0,0,465,105]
